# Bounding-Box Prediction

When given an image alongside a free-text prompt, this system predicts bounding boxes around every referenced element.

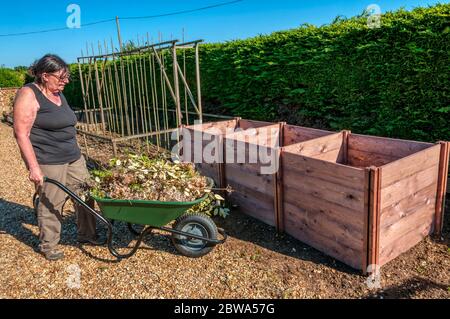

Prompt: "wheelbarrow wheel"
[171,213,218,258]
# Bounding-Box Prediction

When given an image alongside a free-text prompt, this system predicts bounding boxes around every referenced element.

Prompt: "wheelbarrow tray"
[91,194,208,227]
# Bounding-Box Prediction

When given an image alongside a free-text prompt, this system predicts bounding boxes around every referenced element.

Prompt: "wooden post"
[434,141,450,236]
[366,166,381,274]
[93,58,107,134]
[342,130,351,165]
[115,16,123,52]
[77,59,90,129]
[112,141,118,157]
[195,43,203,124]
[275,122,286,234]
[362,168,370,273]
[172,43,182,128]
[83,133,90,157]
[219,135,227,193]
[234,117,242,129]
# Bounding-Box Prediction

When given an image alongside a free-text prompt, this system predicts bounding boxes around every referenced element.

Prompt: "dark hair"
[29,54,68,84]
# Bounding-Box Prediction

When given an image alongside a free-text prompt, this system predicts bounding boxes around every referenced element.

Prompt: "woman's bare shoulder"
[16,85,35,98]
[14,85,39,110]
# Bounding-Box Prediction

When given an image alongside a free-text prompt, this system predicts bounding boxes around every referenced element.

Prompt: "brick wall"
[0,87,19,115]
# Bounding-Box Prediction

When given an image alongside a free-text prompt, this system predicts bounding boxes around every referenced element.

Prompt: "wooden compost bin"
[281,132,449,271]
[223,124,335,227]
[181,118,273,186]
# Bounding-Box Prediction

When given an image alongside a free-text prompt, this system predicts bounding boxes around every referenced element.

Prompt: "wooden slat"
[380,164,439,210]
[237,119,274,130]
[281,151,367,271]
[283,132,343,158]
[376,145,443,267]
[348,134,432,159]
[223,160,274,176]
[284,202,363,270]
[225,164,274,196]
[284,182,364,230]
[282,152,365,190]
[348,148,397,168]
[228,181,274,206]
[379,212,434,266]
[186,118,238,133]
[182,127,222,164]
[183,120,240,166]
[282,130,344,164]
[186,134,223,163]
[380,145,441,188]
[380,183,438,229]
[283,170,366,212]
[283,185,365,230]
[225,124,280,147]
[380,196,436,250]
[283,202,363,251]
[223,140,279,173]
[313,149,344,162]
[229,189,275,226]
[283,124,334,146]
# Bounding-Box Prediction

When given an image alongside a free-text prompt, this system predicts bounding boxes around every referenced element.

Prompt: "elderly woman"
[13,54,97,261]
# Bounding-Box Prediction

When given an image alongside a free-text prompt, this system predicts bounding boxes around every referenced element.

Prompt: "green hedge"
[197,4,450,142]
[0,68,26,88]
[65,4,450,142]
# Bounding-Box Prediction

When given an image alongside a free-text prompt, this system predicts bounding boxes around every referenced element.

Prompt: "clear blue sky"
[0,0,446,68]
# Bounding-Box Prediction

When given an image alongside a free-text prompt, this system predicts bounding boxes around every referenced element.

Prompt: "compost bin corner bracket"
[275,122,287,234]
[434,141,450,236]
[365,166,381,275]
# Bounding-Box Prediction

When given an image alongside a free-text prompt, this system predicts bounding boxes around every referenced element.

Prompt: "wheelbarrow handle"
[43,177,111,228]
[43,177,120,253]
[43,177,155,260]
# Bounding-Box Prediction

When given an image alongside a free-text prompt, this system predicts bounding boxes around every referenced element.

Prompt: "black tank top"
[26,83,81,165]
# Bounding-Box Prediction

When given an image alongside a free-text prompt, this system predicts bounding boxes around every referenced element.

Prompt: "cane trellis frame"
[76,37,218,156]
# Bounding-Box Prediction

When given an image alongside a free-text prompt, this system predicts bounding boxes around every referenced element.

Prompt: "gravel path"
[0,122,448,299]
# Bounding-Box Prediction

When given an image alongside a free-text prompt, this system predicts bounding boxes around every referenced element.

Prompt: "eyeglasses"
[47,72,71,82]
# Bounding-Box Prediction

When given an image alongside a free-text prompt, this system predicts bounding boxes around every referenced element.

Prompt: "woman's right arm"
[13,87,43,185]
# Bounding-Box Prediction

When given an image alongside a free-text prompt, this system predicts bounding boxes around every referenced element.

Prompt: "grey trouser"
[37,155,96,253]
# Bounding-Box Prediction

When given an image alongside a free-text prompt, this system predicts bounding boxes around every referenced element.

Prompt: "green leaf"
[214,194,225,201]
[436,106,450,113]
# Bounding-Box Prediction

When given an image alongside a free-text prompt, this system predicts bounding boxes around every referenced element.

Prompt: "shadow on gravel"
[213,208,360,276]
[0,198,182,262]
[214,197,450,277]
[364,277,449,299]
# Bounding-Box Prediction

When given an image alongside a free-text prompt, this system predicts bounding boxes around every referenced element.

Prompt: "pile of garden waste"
[87,153,229,218]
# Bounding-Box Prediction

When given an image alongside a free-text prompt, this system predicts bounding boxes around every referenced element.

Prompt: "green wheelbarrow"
[35,177,227,259]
